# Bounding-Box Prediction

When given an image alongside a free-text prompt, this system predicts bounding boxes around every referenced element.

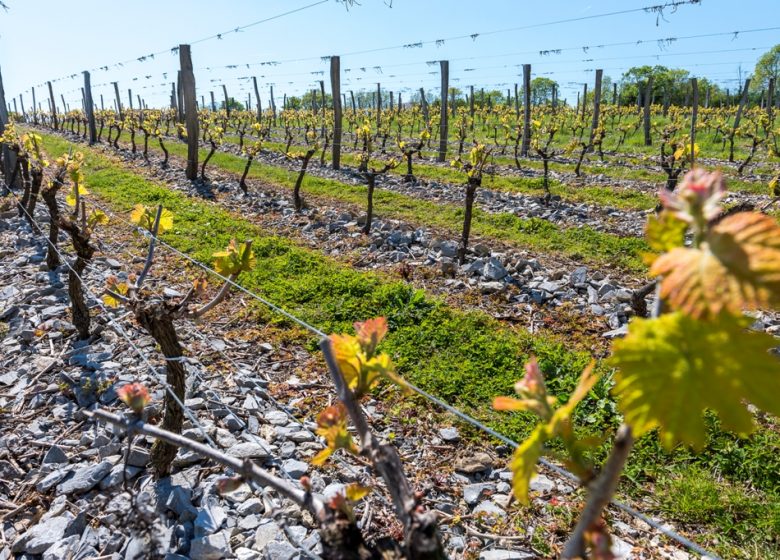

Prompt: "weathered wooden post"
[0,65,14,188]
[179,44,199,180]
[47,81,58,130]
[83,71,97,145]
[210,91,216,112]
[613,82,618,105]
[269,85,277,125]
[32,87,38,124]
[252,77,262,121]
[590,69,603,145]
[420,88,429,124]
[177,73,185,123]
[438,60,449,162]
[112,81,122,120]
[729,78,751,162]
[100,94,104,112]
[514,83,519,118]
[469,84,475,125]
[690,78,698,168]
[222,84,230,116]
[643,76,653,146]
[330,55,342,170]
[767,78,775,122]
[128,89,133,111]
[19,94,25,119]
[376,82,381,129]
[319,80,326,137]
[580,83,588,120]
[350,90,356,114]
[60,94,67,114]
[521,64,531,157]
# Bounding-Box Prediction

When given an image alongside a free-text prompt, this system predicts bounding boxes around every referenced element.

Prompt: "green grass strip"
[128,134,650,272]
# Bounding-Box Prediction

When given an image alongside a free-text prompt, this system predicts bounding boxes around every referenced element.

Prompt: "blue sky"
[1,0,778,111]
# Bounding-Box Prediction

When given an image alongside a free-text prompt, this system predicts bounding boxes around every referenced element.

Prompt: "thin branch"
[561,425,634,559]
[187,272,239,318]
[134,205,163,291]
[89,408,326,521]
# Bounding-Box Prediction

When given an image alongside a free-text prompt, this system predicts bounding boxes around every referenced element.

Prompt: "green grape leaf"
[643,211,687,265]
[212,240,256,276]
[652,212,780,319]
[610,312,780,450]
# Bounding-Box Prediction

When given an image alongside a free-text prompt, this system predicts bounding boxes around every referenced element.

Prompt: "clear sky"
[1,0,778,111]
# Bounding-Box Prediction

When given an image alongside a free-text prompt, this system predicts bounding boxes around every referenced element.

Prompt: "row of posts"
[2,52,776,185]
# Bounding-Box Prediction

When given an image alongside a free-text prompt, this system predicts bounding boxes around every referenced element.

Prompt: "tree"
[531,77,557,105]
[619,65,690,105]
[220,98,244,112]
[752,44,780,92]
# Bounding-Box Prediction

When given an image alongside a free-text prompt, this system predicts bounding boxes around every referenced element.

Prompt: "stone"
[99,463,142,490]
[166,486,198,522]
[472,500,506,521]
[439,240,459,258]
[439,427,460,443]
[56,460,112,495]
[42,445,69,464]
[263,410,289,426]
[463,483,495,506]
[570,266,588,285]
[454,452,493,474]
[12,512,74,554]
[42,535,80,560]
[483,258,508,281]
[254,521,280,551]
[472,243,491,257]
[227,441,271,460]
[126,446,151,467]
[194,500,227,537]
[282,459,309,478]
[479,550,535,560]
[237,497,264,516]
[265,541,298,560]
[189,531,232,560]
[529,474,555,494]
[480,281,505,294]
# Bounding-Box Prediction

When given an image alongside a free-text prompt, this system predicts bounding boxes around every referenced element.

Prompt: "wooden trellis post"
[330,55,342,170]
[83,71,97,145]
[438,60,449,162]
[590,69,603,145]
[270,85,276,125]
[47,81,58,130]
[0,65,14,187]
[179,44,199,180]
[32,87,38,124]
[112,82,122,120]
[643,76,653,146]
[521,64,531,157]
[252,77,262,121]
[222,84,230,116]
[376,82,381,129]
[210,91,216,112]
[729,78,751,162]
[420,88,429,124]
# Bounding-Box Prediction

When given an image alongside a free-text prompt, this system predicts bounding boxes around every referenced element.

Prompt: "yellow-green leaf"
[643,211,687,265]
[610,312,780,450]
[508,425,546,505]
[345,483,371,501]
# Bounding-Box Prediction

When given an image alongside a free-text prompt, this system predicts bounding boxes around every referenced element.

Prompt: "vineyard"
[1,2,780,559]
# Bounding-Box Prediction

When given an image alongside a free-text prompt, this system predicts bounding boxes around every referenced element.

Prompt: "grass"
[120,133,652,272]
[37,131,780,558]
